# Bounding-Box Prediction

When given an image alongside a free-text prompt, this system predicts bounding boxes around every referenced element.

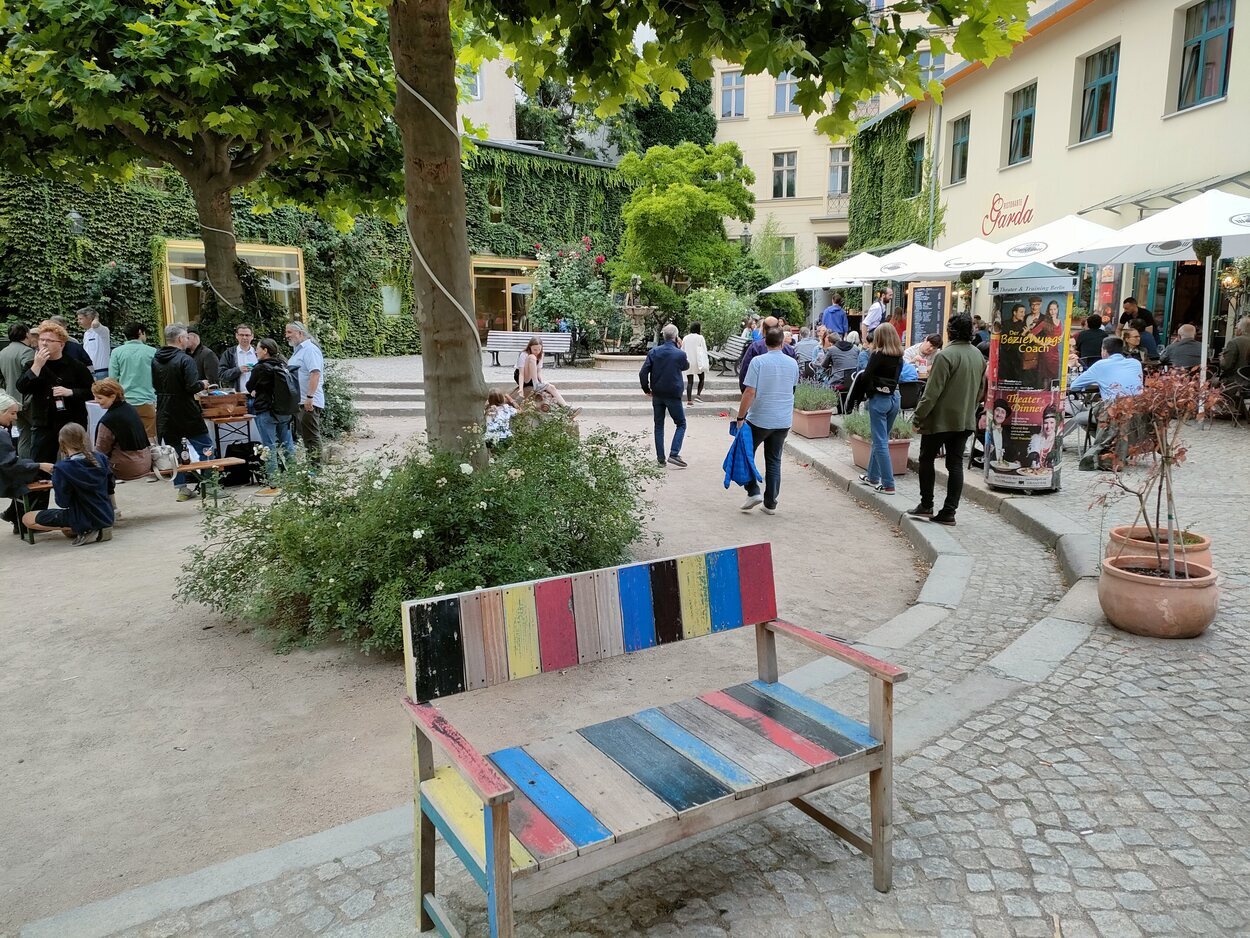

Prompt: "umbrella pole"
[1199,254,1212,420]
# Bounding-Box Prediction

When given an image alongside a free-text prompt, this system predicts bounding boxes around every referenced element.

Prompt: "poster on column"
[985,283,1074,491]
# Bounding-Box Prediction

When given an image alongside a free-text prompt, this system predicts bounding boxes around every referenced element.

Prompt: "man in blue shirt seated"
[1068,335,1144,470]
[821,294,849,338]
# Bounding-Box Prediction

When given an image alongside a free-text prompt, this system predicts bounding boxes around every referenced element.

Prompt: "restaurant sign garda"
[984,268,1077,492]
[982,193,1035,237]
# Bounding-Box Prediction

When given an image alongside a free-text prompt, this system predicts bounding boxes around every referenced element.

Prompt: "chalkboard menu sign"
[907,282,950,344]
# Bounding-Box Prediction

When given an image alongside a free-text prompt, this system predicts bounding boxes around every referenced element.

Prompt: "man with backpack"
[249,338,300,495]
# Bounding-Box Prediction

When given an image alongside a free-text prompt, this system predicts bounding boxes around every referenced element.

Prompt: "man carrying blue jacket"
[640,323,690,468]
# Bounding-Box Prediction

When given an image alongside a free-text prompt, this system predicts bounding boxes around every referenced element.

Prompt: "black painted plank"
[411,599,466,701]
[724,684,865,757]
[649,559,684,645]
[579,717,731,812]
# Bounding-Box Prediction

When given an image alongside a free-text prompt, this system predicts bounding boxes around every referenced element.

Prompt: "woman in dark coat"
[0,391,51,530]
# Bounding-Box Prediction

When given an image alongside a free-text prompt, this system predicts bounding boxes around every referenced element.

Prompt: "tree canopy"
[631,60,716,151]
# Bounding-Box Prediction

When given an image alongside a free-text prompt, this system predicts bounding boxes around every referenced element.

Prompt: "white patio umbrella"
[978,214,1118,267]
[897,237,1001,280]
[760,265,831,293]
[1055,189,1250,394]
[872,243,947,280]
[820,251,882,286]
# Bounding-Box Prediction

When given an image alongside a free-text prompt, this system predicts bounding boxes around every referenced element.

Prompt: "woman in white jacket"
[682,322,710,404]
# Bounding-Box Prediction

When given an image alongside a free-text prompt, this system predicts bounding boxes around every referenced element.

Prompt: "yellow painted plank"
[677,555,712,639]
[422,767,537,874]
[503,585,541,680]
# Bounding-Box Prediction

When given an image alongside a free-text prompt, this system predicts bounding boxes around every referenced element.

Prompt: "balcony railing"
[853,96,881,119]
[825,193,851,218]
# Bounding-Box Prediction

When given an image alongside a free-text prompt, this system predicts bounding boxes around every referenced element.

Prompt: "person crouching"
[21,423,114,545]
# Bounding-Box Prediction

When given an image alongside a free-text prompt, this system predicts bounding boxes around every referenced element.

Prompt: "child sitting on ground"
[21,423,115,545]
[484,390,517,448]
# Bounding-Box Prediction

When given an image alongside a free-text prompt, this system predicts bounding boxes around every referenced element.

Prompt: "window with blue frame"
[1008,83,1037,165]
[950,115,970,184]
[908,137,926,197]
[919,50,946,85]
[1179,0,1235,109]
[1080,43,1119,141]
[775,71,801,114]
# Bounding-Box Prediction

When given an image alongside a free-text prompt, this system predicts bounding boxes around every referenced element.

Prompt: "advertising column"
[984,266,1078,492]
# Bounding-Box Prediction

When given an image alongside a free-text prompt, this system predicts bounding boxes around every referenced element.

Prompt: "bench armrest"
[402,698,515,805]
[765,620,908,684]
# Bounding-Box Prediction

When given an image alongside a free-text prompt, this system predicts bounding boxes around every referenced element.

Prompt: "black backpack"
[222,441,264,486]
[271,363,300,416]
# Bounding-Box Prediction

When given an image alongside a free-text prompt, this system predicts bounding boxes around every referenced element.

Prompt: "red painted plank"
[699,690,836,767]
[508,788,577,866]
[736,543,778,625]
[402,698,515,805]
[535,578,579,672]
[768,619,908,682]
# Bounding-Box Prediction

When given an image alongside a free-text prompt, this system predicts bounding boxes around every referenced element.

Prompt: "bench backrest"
[402,543,776,702]
[485,331,572,352]
[717,335,748,357]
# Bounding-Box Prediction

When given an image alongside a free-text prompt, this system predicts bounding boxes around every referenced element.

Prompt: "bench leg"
[413,728,436,933]
[484,803,514,938]
[868,676,894,892]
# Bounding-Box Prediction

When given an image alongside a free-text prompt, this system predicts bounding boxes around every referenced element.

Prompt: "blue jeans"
[173,433,215,487]
[745,424,789,509]
[652,396,686,462]
[255,411,296,479]
[867,392,901,488]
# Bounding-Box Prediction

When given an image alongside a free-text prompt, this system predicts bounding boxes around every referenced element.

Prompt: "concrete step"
[359,401,736,419]
[349,376,742,392]
[352,387,741,403]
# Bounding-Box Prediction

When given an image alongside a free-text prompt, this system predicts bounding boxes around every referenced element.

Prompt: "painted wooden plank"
[502,585,541,680]
[593,568,625,659]
[629,709,759,795]
[402,699,515,805]
[767,619,908,683]
[479,589,510,686]
[401,601,419,702]
[722,684,866,757]
[660,698,810,786]
[699,690,836,767]
[648,559,684,645]
[617,563,656,653]
[749,681,880,749]
[524,732,676,841]
[705,549,745,633]
[580,718,731,813]
[534,578,579,673]
[676,554,712,639]
[421,790,487,890]
[489,748,613,851]
[422,894,465,938]
[409,599,466,701]
[458,593,488,691]
[736,543,778,625]
[506,787,578,870]
[422,767,536,874]
[570,573,602,664]
[484,802,514,937]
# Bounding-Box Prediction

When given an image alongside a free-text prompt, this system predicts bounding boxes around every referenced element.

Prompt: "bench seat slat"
[659,699,811,787]
[628,709,760,795]
[422,767,536,875]
[699,690,836,768]
[489,748,613,852]
[748,681,880,750]
[506,788,579,869]
[579,718,733,815]
[524,732,676,841]
[723,684,867,757]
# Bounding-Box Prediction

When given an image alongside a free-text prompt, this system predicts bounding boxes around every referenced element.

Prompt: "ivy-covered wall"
[847,110,945,253]
[0,142,630,357]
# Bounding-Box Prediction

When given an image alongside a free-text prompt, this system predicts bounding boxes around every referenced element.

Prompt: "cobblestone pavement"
[106,427,1250,937]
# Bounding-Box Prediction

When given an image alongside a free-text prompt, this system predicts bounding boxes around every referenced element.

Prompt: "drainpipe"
[926,102,943,248]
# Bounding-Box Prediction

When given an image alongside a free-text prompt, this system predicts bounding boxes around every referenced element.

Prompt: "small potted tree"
[791,383,840,439]
[841,411,915,475]
[1094,370,1218,638]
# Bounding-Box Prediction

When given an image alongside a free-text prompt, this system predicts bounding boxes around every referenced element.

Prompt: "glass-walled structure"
[159,240,307,327]
[471,256,538,338]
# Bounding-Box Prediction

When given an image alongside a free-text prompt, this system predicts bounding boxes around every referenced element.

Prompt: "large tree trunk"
[189,182,246,310]
[390,0,487,454]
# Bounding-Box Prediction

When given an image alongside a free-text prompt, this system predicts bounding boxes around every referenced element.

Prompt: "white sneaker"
[740,494,764,512]
[761,505,777,515]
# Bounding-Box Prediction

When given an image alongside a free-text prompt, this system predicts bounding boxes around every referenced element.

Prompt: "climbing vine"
[847,111,945,252]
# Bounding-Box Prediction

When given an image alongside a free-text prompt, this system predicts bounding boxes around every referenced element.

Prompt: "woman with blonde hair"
[518,338,573,409]
[844,322,904,494]
[21,422,114,545]
[92,378,153,481]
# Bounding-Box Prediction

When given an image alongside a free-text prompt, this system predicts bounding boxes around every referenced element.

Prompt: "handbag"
[150,442,179,480]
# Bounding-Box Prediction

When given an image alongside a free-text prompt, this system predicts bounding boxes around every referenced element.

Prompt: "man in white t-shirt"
[219,323,259,396]
[76,306,111,379]
[285,321,325,465]
[863,287,893,336]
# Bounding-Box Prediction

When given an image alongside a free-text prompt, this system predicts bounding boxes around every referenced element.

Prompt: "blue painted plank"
[617,563,656,652]
[705,549,744,633]
[423,895,459,938]
[749,681,880,749]
[484,803,504,938]
[580,717,731,812]
[421,793,487,889]
[725,684,867,757]
[489,748,613,849]
[629,708,759,794]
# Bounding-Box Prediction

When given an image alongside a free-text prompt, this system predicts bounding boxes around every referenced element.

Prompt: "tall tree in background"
[632,60,716,151]
[0,0,397,309]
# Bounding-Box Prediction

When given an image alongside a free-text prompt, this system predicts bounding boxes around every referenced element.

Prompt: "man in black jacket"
[15,320,93,465]
[185,325,221,386]
[152,324,212,501]
[1074,314,1107,370]
[218,323,259,395]
[640,324,690,468]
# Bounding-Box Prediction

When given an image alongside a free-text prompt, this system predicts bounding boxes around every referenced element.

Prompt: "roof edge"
[477,138,619,170]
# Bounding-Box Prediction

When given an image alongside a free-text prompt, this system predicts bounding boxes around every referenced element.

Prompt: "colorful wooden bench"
[401,542,907,937]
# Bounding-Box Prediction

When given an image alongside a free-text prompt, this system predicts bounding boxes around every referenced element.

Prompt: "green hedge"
[0,144,630,357]
[847,111,944,252]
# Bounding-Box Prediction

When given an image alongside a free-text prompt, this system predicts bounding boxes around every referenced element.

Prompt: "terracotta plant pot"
[792,408,833,439]
[847,434,911,475]
[1104,525,1213,571]
[1097,556,1219,639]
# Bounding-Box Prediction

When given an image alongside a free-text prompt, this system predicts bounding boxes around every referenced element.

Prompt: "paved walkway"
[21,421,1249,938]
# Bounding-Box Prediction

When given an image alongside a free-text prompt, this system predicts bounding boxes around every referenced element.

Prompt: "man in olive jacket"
[907,315,986,525]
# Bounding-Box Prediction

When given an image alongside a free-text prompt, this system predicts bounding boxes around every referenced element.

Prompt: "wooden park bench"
[401,542,907,937]
[484,331,573,368]
[708,335,749,376]
[178,457,246,506]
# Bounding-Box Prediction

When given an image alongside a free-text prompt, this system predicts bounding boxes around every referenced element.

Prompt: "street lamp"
[741,224,751,252]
